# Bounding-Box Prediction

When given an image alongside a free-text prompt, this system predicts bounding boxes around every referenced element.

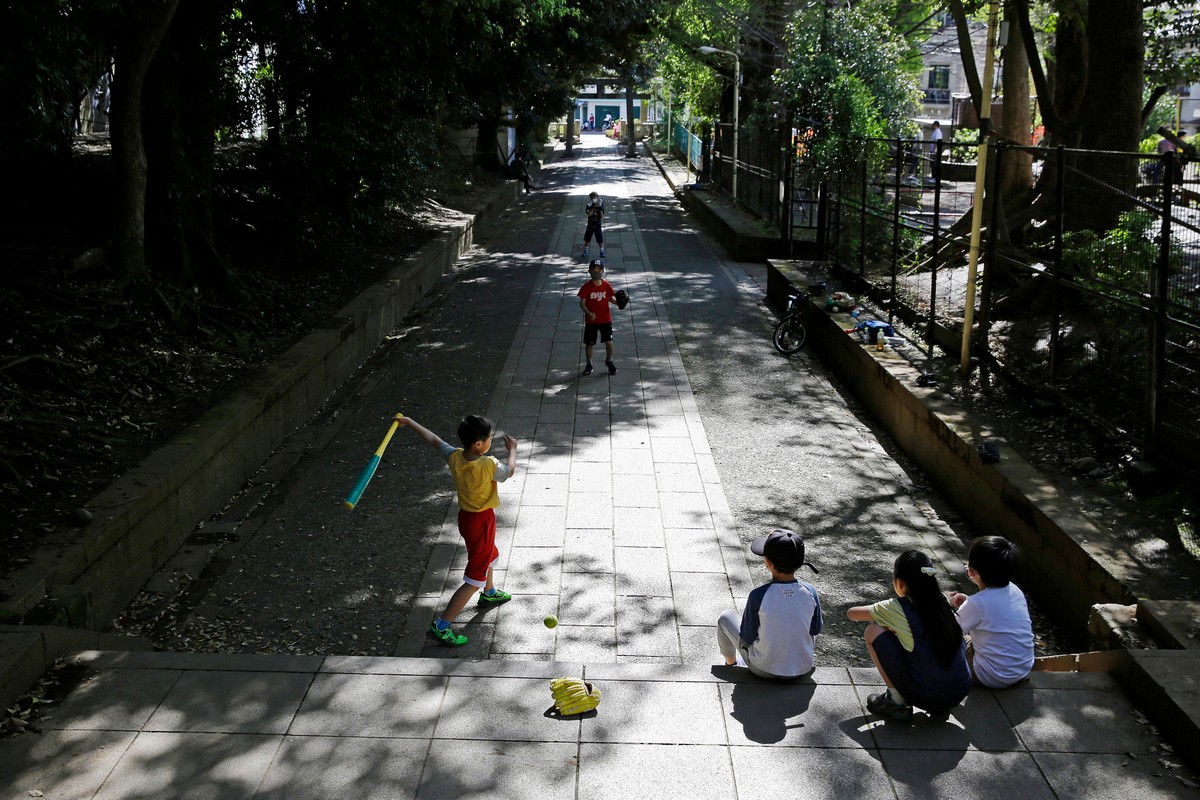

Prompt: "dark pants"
[873,629,970,713]
[584,220,604,245]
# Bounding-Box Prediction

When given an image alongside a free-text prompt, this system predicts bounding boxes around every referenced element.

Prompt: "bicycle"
[772,287,808,355]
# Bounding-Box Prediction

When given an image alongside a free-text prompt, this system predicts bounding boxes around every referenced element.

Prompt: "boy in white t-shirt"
[946,536,1035,688]
[716,529,823,679]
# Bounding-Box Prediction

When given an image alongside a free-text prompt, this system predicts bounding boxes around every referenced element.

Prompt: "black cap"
[589,259,605,270]
[751,529,805,573]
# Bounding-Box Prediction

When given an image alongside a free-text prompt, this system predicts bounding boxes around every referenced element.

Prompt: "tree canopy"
[1,0,666,289]
[773,3,922,177]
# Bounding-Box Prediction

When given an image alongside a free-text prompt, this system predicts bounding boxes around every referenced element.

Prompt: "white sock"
[889,688,908,705]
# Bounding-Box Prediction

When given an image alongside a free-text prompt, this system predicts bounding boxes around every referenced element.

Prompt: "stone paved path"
[396,145,755,661]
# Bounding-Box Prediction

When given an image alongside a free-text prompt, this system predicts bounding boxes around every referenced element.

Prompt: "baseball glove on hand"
[550,677,601,716]
[614,289,629,310]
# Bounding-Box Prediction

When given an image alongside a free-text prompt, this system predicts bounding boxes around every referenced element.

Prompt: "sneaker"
[606,360,617,375]
[866,691,913,722]
[428,623,468,647]
[477,589,512,608]
[581,247,590,259]
[599,248,606,258]
[583,363,594,375]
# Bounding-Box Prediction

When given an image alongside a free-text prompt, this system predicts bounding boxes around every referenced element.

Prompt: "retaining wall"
[774,261,1138,648]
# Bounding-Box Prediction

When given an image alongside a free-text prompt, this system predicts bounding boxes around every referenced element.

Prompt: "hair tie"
[920,566,936,576]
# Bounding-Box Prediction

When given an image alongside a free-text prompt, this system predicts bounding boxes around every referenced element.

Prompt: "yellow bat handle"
[375,415,403,456]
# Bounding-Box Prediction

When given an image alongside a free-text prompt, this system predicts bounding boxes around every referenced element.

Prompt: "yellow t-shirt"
[442,445,509,512]
[868,597,914,652]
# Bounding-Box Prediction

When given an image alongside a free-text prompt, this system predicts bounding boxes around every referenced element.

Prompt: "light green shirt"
[869,598,914,652]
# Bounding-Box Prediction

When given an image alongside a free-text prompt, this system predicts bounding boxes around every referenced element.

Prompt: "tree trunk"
[111,0,181,286]
[947,0,984,115]
[564,101,575,158]
[998,0,1033,195]
[1052,11,1088,147]
[1008,0,1144,234]
[1076,0,1142,154]
[143,0,233,293]
[259,40,282,157]
[476,115,502,171]
[1069,0,1143,229]
[625,81,637,157]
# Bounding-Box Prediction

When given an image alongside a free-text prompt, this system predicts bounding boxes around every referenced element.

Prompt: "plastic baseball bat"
[342,415,403,510]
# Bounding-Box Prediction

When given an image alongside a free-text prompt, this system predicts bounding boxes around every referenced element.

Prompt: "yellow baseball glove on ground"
[550,677,601,715]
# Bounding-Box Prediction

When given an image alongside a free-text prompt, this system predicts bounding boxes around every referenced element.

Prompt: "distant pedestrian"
[716,529,822,679]
[1174,130,1188,186]
[577,260,619,375]
[399,415,518,647]
[580,191,605,259]
[512,144,536,194]
[927,121,944,184]
[847,550,971,722]
[902,140,920,184]
[589,114,595,131]
[604,112,613,130]
[945,536,1035,688]
[1149,131,1175,184]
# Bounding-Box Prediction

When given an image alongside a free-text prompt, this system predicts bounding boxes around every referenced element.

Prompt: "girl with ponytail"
[847,550,971,722]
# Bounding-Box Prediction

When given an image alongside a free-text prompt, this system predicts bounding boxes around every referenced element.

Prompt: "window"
[925,65,950,104]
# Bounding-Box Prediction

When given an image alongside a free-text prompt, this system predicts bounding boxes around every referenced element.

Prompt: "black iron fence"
[827,137,1200,464]
[710,122,789,232]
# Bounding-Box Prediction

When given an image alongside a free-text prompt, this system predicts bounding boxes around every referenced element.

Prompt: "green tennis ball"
[544,615,558,629]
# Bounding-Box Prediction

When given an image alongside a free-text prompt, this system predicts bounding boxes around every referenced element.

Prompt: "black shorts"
[584,220,604,244]
[583,322,613,345]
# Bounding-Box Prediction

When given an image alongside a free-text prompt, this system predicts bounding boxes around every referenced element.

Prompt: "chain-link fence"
[829,137,983,336]
[827,138,1200,464]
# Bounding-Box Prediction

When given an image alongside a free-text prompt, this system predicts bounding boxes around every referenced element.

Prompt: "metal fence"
[672,121,821,249]
[672,123,704,174]
[827,138,1200,464]
[711,123,788,231]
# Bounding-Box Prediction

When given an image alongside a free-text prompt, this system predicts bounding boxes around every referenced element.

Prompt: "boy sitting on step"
[717,529,823,679]
[946,536,1035,688]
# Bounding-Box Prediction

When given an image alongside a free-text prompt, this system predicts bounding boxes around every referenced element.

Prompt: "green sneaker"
[477,589,512,608]
[427,623,467,647]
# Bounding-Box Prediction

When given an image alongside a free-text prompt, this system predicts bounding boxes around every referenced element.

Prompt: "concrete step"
[2,649,1198,799]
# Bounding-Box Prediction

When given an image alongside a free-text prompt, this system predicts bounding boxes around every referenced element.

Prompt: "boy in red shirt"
[577,260,618,375]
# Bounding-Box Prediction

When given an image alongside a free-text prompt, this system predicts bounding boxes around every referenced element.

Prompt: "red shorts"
[459,508,499,587]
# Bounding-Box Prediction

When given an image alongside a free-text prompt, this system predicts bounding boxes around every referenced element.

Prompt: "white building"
[918,14,989,133]
[570,79,644,130]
